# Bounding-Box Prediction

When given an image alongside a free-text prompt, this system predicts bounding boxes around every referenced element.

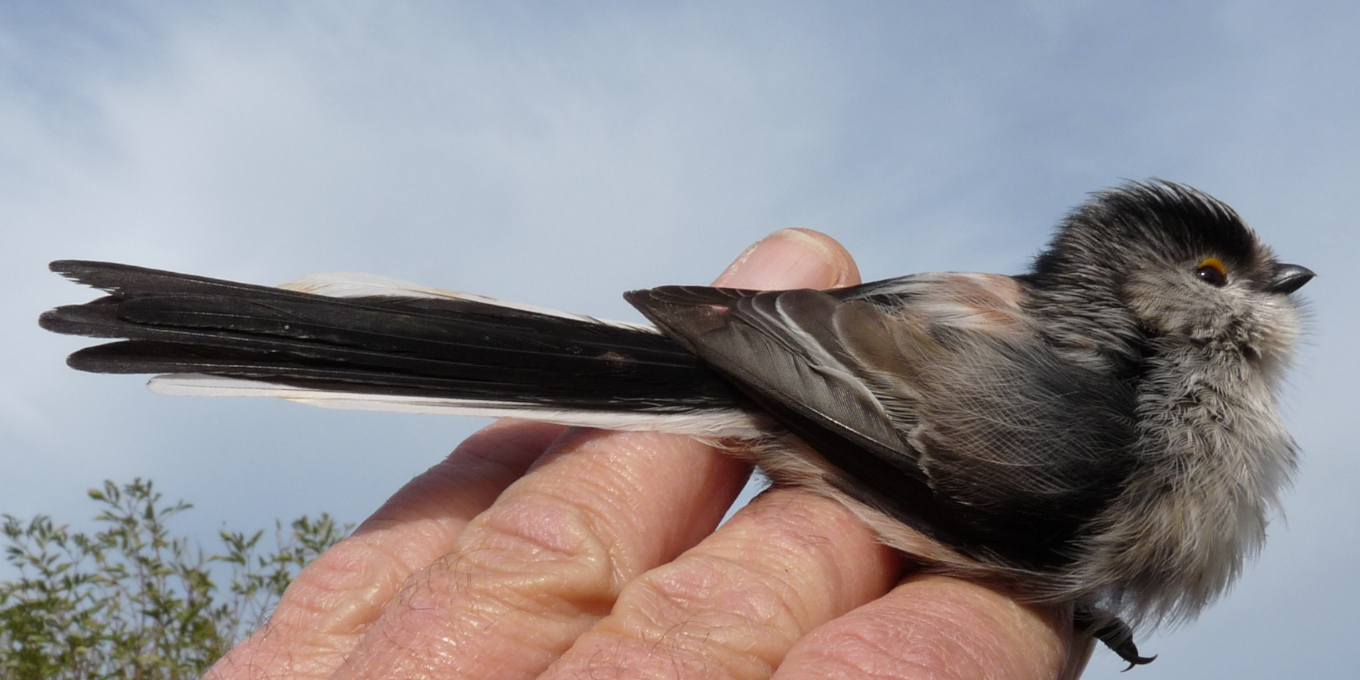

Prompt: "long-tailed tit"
[40,180,1313,667]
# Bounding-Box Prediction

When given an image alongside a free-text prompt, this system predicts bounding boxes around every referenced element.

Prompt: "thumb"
[714,228,861,289]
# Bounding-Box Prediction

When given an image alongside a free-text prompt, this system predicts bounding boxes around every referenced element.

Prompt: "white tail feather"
[148,373,767,438]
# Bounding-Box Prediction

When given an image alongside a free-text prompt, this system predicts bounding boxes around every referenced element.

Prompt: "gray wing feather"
[627,286,910,457]
[627,277,1141,571]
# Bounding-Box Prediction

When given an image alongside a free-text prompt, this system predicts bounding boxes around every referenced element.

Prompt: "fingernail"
[714,229,843,289]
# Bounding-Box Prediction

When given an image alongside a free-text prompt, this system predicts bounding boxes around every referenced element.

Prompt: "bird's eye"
[1195,257,1228,287]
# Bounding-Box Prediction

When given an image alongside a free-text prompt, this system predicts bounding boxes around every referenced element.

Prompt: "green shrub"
[0,479,349,680]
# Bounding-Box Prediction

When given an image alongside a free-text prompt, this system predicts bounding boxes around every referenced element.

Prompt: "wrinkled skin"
[204,229,1087,680]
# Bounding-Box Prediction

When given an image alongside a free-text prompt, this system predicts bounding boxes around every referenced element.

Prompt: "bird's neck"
[1020,283,1146,375]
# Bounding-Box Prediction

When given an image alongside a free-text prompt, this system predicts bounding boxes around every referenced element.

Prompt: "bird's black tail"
[40,261,762,436]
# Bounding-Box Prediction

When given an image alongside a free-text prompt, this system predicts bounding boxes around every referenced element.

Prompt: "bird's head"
[1029,180,1312,372]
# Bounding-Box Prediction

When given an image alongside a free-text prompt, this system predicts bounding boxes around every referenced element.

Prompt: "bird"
[38,180,1313,668]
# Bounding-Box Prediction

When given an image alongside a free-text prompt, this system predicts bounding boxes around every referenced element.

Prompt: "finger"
[772,575,1072,680]
[542,488,900,679]
[205,419,566,680]
[714,228,861,289]
[330,230,860,680]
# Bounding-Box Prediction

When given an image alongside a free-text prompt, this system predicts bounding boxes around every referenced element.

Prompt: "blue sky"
[3,2,1357,677]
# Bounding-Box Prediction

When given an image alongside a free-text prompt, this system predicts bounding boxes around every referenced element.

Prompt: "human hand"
[205,230,1087,680]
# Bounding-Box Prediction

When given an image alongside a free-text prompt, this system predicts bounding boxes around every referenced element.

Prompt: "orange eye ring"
[1196,257,1228,287]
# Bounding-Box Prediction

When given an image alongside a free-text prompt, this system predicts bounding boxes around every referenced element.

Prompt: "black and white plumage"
[39,181,1313,668]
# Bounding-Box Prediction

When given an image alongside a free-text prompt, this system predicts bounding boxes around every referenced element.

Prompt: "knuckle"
[438,487,623,616]
[358,492,625,678]
[787,591,1048,680]
[593,553,809,677]
[791,615,988,680]
[727,491,871,614]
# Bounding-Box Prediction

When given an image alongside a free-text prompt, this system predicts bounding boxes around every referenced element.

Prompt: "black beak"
[1265,263,1315,294]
